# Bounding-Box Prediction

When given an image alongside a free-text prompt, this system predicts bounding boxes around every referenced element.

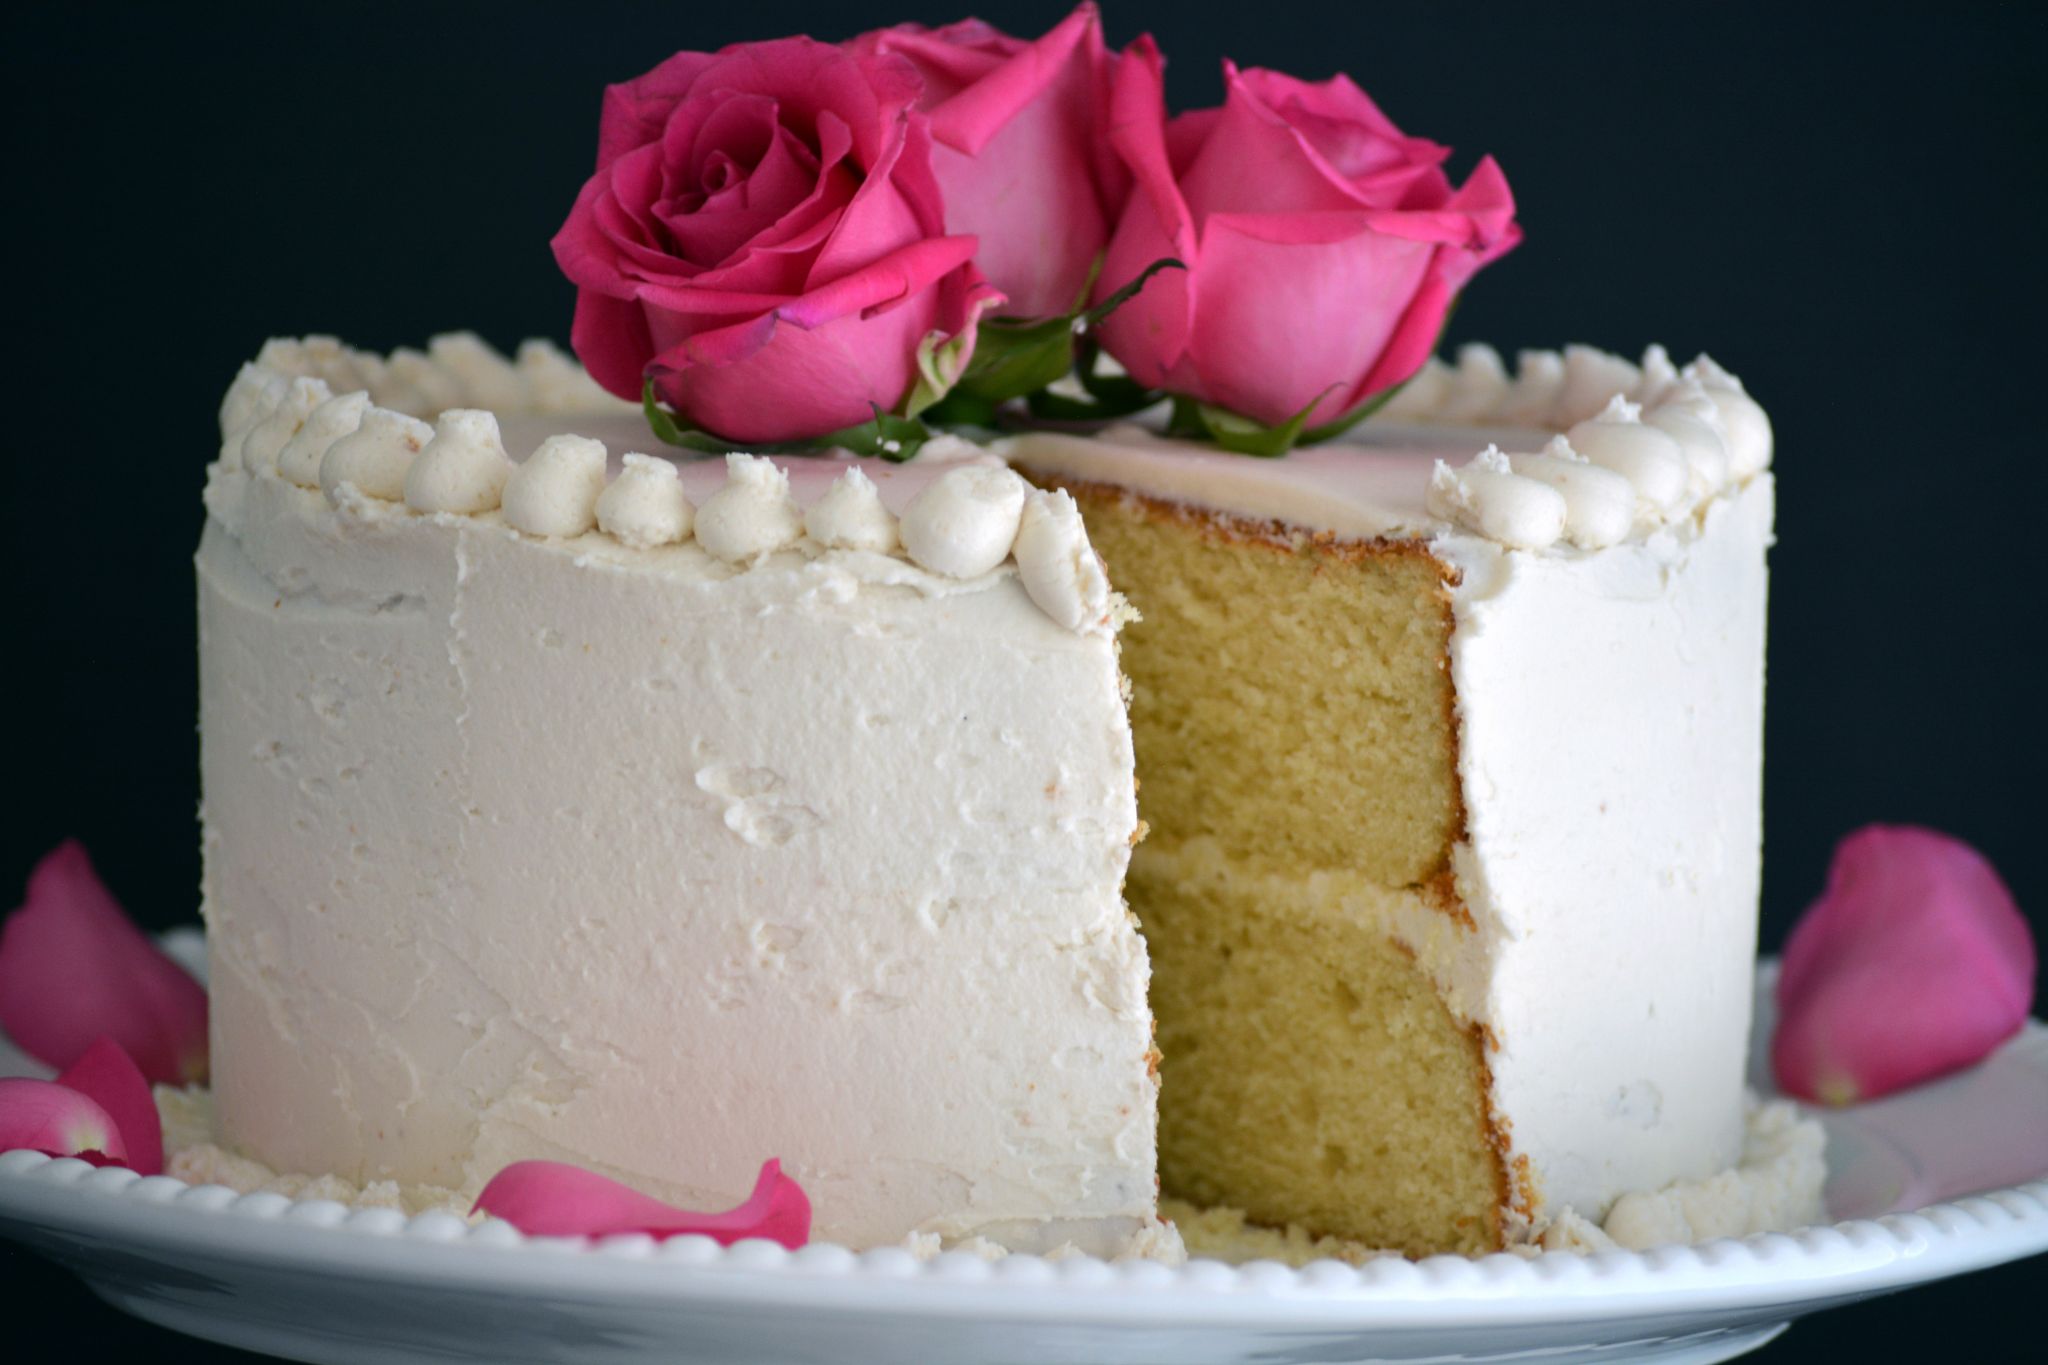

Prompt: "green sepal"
[1082,257,1185,328]
[642,380,935,463]
[642,378,731,454]
[903,326,980,420]
[815,406,933,462]
[1168,386,1336,458]
[947,257,1186,418]
[952,314,1082,406]
[1024,338,1162,423]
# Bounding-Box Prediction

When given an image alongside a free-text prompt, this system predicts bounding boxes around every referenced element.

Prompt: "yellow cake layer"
[1058,479,1507,1254]
[1069,484,1462,888]
[1134,837,1502,1256]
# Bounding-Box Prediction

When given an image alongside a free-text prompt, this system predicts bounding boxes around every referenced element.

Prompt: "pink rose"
[552,37,999,443]
[851,4,1123,320]
[1094,38,1521,430]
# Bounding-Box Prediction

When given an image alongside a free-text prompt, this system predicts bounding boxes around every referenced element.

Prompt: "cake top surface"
[216,329,1774,615]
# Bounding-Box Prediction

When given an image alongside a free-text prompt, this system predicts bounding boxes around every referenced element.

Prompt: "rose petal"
[0,1077,127,1163]
[473,1159,810,1248]
[54,1037,162,1176]
[0,841,209,1086]
[1773,825,2036,1105]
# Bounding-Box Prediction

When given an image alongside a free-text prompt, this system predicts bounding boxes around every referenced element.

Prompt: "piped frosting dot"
[405,409,514,514]
[1438,343,1511,423]
[241,376,332,474]
[1645,382,1732,501]
[377,347,464,417]
[1552,345,1644,429]
[1376,356,1455,422]
[429,332,526,411]
[277,390,371,489]
[596,453,692,549]
[504,434,607,539]
[1684,355,1773,479]
[320,407,433,503]
[899,463,1029,578]
[517,339,623,414]
[1495,350,1567,426]
[1427,447,1566,550]
[694,454,802,562]
[1632,343,1680,406]
[219,363,277,444]
[1013,488,1111,632]
[1566,396,1691,518]
[804,467,898,553]
[1510,441,1637,549]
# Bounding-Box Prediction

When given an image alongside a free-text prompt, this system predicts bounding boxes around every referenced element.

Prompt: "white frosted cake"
[194,333,1813,1258]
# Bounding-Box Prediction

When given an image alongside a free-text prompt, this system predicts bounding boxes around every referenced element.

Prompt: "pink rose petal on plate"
[54,1037,163,1175]
[473,1158,811,1248]
[1774,824,2035,1105]
[0,1077,127,1163]
[0,841,209,1085]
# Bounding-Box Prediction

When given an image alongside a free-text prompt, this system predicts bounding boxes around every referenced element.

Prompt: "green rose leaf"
[642,379,736,454]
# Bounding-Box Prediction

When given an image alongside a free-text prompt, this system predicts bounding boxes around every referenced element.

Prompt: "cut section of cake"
[1011,344,1776,1254]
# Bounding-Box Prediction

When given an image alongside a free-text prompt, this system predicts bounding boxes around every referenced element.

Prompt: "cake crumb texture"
[1062,481,1505,1256]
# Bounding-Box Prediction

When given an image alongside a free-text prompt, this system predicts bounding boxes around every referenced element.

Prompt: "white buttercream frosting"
[428,332,527,411]
[1427,447,1567,550]
[899,463,1029,578]
[1538,1100,1825,1252]
[595,453,694,549]
[241,376,332,474]
[516,339,633,415]
[1508,441,1635,549]
[1553,344,1644,428]
[1633,343,1680,405]
[1565,396,1691,520]
[1438,343,1512,423]
[320,407,434,503]
[220,363,278,451]
[1377,355,1455,421]
[277,390,371,489]
[804,466,899,553]
[1684,355,1774,479]
[1645,383,1733,502]
[377,346,467,417]
[695,453,803,562]
[1013,488,1113,633]
[198,415,1159,1253]
[503,434,608,539]
[1495,349,1567,427]
[405,410,515,514]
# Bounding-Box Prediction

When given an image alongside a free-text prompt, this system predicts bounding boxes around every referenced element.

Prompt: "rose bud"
[1093,37,1519,433]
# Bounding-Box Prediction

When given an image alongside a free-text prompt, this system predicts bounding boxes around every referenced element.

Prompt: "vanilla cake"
[197,333,1784,1257]
[1014,342,1776,1254]
[198,336,1164,1256]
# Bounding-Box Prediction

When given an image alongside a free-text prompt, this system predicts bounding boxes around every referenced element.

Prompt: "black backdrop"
[4,1,2043,1359]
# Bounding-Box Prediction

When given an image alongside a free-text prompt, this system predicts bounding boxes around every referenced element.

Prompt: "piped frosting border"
[216,335,1124,637]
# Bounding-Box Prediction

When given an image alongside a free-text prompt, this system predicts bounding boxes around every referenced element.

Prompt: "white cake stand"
[2,950,2044,1365]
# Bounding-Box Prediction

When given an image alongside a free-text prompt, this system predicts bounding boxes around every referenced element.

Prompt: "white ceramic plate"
[2,951,2044,1365]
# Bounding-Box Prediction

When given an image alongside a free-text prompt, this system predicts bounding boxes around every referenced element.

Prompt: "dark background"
[4,0,2043,1358]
